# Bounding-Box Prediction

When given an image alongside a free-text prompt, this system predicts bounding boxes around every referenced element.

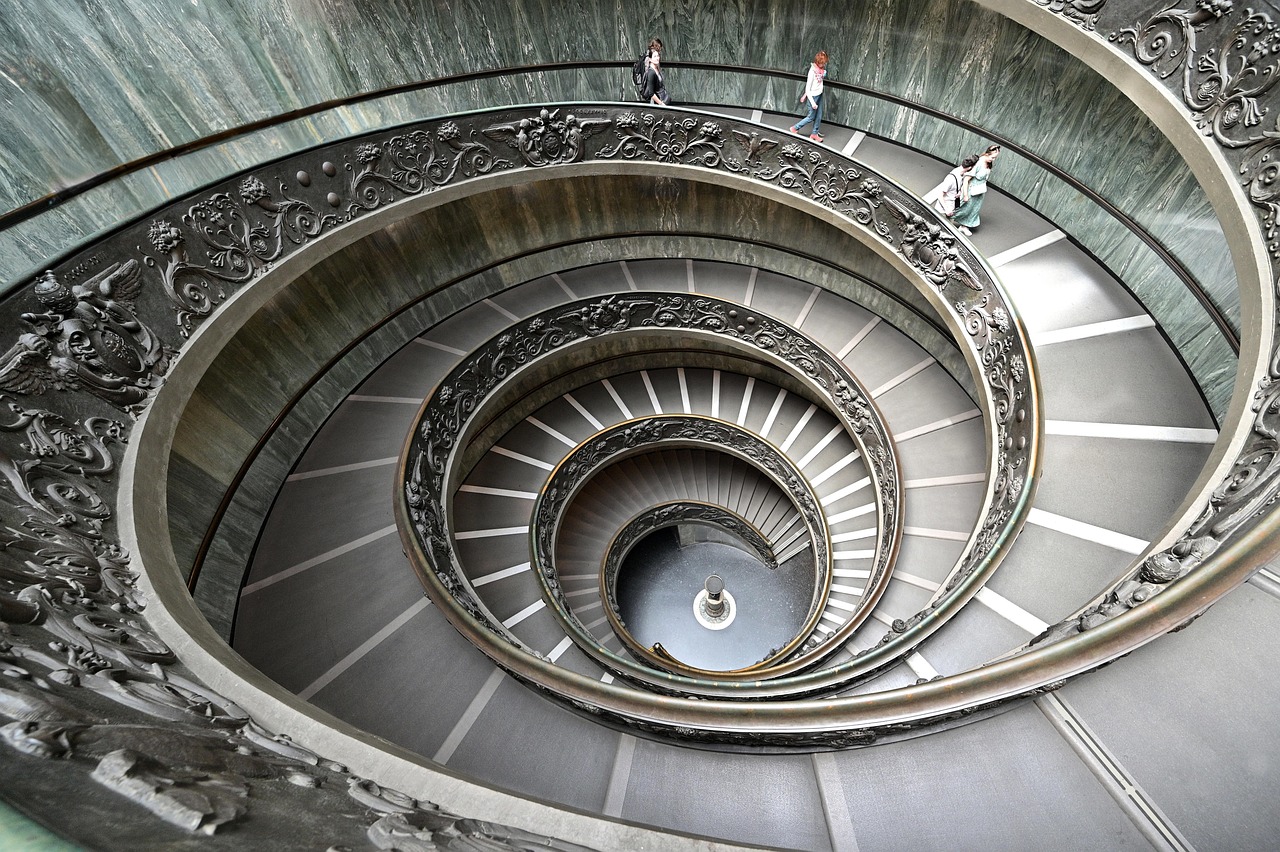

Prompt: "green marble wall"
[0,0,1239,413]
[0,799,80,852]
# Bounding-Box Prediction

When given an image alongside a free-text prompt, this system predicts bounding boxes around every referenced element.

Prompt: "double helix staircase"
[232,162,1216,843]
[3,0,1277,842]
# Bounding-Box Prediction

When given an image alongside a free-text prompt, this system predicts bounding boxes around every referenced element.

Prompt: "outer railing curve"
[0,100,1044,756]
[0,0,1268,843]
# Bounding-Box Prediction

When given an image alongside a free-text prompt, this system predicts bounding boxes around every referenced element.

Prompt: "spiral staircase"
[2,2,1280,851]
[227,137,1215,844]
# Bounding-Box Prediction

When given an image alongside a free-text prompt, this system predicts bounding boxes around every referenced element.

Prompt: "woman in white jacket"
[928,155,980,219]
[790,51,829,142]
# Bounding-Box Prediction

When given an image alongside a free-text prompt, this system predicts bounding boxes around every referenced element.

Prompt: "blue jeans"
[794,93,823,134]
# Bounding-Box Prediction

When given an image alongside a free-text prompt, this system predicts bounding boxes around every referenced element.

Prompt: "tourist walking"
[790,51,828,141]
[952,145,1000,234]
[927,155,979,219]
[639,38,669,105]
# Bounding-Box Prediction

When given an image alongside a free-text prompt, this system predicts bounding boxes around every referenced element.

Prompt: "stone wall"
[0,0,1239,414]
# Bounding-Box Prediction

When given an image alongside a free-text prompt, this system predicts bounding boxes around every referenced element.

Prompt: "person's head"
[815,50,828,68]
[961,154,980,170]
[649,38,663,54]
[983,144,1001,162]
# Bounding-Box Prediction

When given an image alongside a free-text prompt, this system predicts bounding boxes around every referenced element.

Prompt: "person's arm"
[640,58,658,102]
[800,64,817,105]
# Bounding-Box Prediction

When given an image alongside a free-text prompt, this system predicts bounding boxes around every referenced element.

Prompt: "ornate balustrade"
[0,0,1271,844]
[401,290,901,699]
[12,23,1276,833]
[371,107,1045,719]
[0,102,1044,774]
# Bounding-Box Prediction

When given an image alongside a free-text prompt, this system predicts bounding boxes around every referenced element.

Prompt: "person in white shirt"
[952,145,1001,234]
[790,51,829,142]
[928,155,979,219]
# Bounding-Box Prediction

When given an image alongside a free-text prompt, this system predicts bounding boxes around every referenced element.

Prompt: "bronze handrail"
[388,105,1041,721]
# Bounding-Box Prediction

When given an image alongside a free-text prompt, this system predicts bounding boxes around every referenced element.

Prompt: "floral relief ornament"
[146,219,225,337]
[600,112,727,168]
[1111,0,1280,148]
[346,124,512,216]
[0,103,1040,820]
[752,144,891,236]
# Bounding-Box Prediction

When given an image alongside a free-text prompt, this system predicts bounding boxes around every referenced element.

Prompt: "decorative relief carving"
[147,176,341,337]
[730,129,778,165]
[0,353,582,845]
[405,293,900,682]
[0,11,1270,819]
[146,219,224,338]
[760,147,892,237]
[1111,1,1279,148]
[0,263,171,411]
[347,125,512,215]
[484,107,611,166]
[888,204,982,293]
[1035,0,1107,30]
[389,110,1041,723]
[600,112,728,168]
[992,1,1280,646]
[357,777,596,852]
[1240,144,1280,256]
[0,103,1040,813]
[600,113,893,236]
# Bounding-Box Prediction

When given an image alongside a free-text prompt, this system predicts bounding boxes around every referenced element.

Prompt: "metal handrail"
[184,236,954,598]
[0,96,1064,741]
[93,97,1260,741]
[401,288,904,699]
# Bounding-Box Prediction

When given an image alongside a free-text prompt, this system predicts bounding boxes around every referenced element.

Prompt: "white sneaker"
[958,226,972,236]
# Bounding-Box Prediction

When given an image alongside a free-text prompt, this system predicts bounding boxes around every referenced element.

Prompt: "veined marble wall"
[0,0,1239,413]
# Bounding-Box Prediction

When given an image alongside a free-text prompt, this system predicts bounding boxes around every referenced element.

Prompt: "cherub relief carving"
[0,261,171,411]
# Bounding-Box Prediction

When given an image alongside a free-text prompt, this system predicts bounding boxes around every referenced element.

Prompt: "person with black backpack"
[926,154,980,221]
[633,38,669,105]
